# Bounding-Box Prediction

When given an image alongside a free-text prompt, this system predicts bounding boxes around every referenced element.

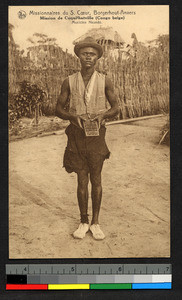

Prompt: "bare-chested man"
[56,37,119,240]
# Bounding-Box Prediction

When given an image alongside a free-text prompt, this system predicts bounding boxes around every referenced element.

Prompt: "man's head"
[74,36,103,59]
[78,47,99,68]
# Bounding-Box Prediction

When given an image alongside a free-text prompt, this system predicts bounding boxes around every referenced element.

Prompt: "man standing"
[56,37,119,240]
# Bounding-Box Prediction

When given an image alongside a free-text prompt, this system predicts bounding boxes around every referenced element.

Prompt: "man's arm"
[104,76,120,119]
[92,76,119,126]
[55,78,84,128]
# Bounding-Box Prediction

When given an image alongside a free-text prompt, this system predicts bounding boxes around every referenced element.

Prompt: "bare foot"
[73,223,89,239]
[90,224,105,240]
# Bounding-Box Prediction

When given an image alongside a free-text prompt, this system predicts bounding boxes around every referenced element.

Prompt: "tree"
[27,33,58,46]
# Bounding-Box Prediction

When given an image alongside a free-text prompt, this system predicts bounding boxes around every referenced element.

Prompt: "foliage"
[14,81,46,118]
[156,34,169,52]
[8,108,19,130]
[28,33,58,46]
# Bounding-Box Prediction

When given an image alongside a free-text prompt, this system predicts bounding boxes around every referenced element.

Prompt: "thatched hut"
[73,27,125,53]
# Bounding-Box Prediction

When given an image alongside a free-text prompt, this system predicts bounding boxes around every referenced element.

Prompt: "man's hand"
[91,114,104,129]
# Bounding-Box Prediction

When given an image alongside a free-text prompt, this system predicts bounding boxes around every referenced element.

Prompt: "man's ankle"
[80,214,89,224]
[91,221,99,225]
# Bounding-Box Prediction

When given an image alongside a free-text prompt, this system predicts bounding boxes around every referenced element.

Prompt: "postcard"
[8,5,169,259]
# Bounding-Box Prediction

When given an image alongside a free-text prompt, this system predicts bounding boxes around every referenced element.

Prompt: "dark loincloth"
[63,123,110,174]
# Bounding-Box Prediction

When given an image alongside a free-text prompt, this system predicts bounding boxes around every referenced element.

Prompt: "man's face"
[78,47,99,68]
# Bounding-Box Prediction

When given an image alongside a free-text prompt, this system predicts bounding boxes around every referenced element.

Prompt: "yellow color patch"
[48,284,90,290]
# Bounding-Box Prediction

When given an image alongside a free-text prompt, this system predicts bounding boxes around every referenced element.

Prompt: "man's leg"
[89,163,105,240]
[73,169,89,239]
[90,169,102,225]
[77,169,89,223]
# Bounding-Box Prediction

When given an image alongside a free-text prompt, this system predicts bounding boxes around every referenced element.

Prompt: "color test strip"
[6,283,172,290]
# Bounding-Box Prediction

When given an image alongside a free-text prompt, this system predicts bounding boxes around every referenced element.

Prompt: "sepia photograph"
[8,5,170,258]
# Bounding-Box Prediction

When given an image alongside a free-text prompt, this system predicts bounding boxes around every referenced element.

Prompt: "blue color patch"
[132,283,172,289]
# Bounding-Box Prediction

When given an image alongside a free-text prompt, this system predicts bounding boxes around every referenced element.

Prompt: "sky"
[9,5,169,55]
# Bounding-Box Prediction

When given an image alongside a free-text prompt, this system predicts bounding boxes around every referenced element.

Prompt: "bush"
[9,108,18,128]
[8,107,21,135]
[14,80,46,118]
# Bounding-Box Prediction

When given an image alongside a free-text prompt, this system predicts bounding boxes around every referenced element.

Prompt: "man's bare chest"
[82,74,93,88]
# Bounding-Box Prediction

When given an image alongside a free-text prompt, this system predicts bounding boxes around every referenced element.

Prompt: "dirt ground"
[9,116,170,258]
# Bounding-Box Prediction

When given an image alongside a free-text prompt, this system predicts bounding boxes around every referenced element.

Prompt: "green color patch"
[90,283,132,289]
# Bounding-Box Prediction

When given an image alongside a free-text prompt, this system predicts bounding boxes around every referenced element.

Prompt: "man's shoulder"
[95,72,113,88]
[69,71,80,79]
[62,73,78,86]
[105,76,114,90]
[62,77,69,84]
[96,71,105,78]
